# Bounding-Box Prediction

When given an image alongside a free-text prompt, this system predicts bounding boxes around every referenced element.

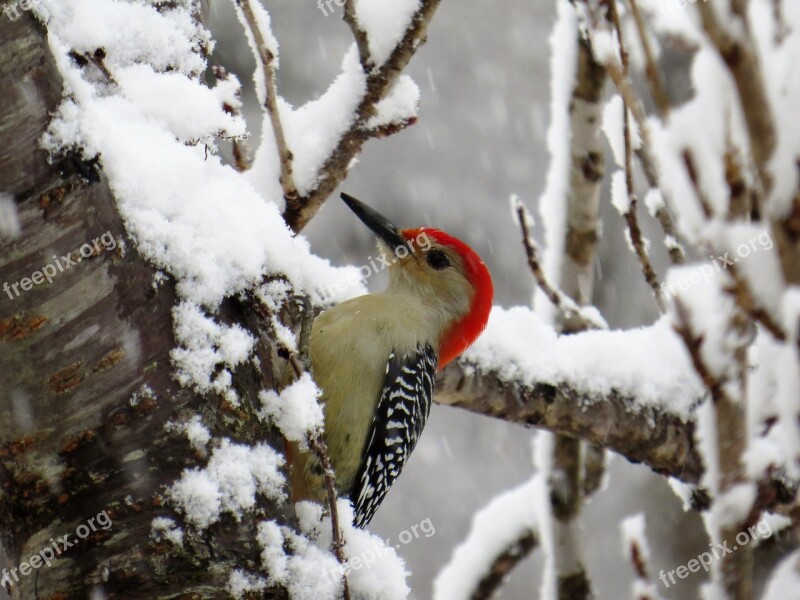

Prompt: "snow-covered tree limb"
[434,477,541,600]
[436,353,704,483]
[281,0,440,232]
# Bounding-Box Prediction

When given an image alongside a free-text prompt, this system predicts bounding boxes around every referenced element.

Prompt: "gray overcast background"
[207,1,787,598]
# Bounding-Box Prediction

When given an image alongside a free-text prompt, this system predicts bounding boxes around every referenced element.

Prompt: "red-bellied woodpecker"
[289,193,493,527]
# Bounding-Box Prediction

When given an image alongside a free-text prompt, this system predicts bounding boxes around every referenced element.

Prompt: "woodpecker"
[289,193,493,527]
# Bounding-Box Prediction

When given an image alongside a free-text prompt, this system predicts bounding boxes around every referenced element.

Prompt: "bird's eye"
[426,250,450,270]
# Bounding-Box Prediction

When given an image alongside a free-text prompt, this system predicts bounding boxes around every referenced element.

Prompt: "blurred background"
[206,1,789,597]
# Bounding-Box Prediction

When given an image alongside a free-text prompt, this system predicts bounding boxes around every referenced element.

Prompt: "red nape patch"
[402,227,494,369]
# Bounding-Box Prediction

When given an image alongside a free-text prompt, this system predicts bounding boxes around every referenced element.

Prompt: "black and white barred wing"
[351,344,437,528]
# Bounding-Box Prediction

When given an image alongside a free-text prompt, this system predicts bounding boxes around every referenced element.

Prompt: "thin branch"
[87,48,117,85]
[682,149,714,219]
[672,298,729,406]
[470,531,538,600]
[622,200,665,313]
[308,434,352,600]
[255,291,351,600]
[626,0,670,118]
[603,61,652,152]
[514,201,604,332]
[609,0,665,313]
[673,297,754,598]
[343,0,373,72]
[652,202,686,266]
[724,264,787,342]
[583,2,687,266]
[213,65,251,172]
[681,147,787,342]
[622,518,663,600]
[68,48,117,85]
[238,0,298,203]
[582,443,607,497]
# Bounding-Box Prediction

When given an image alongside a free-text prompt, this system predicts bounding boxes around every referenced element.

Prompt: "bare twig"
[682,149,714,219]
[724,264,787,342]
[343,1,373,72]
[582,1,687,266]
[69,48,117,85]
[609,0,665,313]
[682,147,787,342]
[256,292,351,600]
[582,443,607,497]
[652,202,686,265]
[604,61,652,152]
[622,200,665,312]
[514,201,603,331]
[237,0,298,203]
[308,434,352,600]
[672,298,729,405]
[626,0,670,118]
[622,518,663,600]
[213,65,251,172]
[87,48,116,85]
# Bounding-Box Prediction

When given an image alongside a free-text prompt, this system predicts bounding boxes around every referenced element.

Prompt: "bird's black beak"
[340,193,409,253]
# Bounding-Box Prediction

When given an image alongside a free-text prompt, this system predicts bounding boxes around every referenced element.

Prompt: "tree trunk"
[0,14,288,599]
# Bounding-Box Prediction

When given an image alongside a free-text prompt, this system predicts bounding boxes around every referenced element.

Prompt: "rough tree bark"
[0,13,289,599]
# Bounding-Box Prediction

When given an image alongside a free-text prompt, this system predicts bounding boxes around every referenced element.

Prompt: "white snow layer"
[535,0,579,322]
[353,0,421,68]
[761,552,800,600]
[182,415,212,452]
[151,516,185,546]
[602,94,641,169]
[228,570,267,599]
[463,306,703,416]
[0,193,21,239]
[259,373,325,446]
[258,500,409,600]
[169,439,285,529]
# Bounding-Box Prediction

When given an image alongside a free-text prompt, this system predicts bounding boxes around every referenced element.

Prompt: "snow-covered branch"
[434,477,541,600]
[435,310,705,484]
[280,0,440,232]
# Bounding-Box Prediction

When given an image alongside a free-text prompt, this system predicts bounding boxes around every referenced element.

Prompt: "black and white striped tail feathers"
[351,344,437,528]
